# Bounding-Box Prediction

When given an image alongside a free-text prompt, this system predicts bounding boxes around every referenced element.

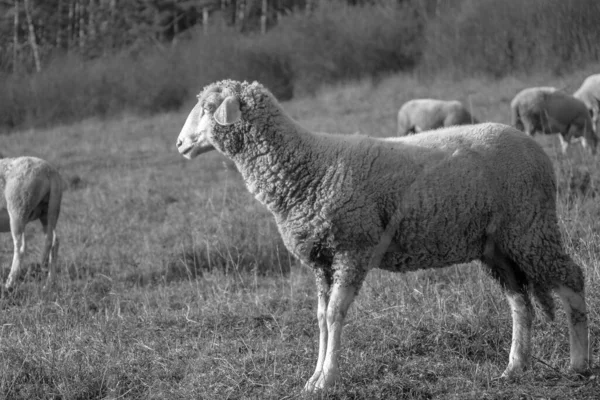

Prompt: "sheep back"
[397,99,477,136]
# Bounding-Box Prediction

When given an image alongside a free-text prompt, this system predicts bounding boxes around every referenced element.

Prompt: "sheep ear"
[214,96,241,126]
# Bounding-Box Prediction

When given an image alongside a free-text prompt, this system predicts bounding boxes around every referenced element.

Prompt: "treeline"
[1,0,600,131]
[423,0,600,77]
[0,0,372,74]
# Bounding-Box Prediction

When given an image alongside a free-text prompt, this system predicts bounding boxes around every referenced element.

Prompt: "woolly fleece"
[177,80,589,389]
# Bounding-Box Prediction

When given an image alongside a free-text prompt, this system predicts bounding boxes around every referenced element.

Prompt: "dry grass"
[0,68,599,399]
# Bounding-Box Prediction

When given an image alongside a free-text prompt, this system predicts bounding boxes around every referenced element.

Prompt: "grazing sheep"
[510,87,598,155]
[397,98,478,136]
[176,80,590,391]
[1,157,63,291]
[573,74,600,136]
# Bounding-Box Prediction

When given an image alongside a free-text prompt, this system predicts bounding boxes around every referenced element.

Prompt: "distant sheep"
[573,74,600,136]
[511,87,598,155]
[177,80,590,391]
[397,98,478,136]
[1,157,63,291]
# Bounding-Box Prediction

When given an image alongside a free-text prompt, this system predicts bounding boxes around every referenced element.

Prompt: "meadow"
[1,67,600,399]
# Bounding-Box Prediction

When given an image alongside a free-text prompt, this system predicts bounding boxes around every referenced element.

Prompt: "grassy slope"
[1,68,600,399]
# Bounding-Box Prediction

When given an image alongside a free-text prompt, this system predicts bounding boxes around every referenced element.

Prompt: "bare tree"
[12,0,19,73]
[260,0,266,34]
[88,0,97,44]
[77,0,85,48]
[56,0,63,48]
[23,0,41,72]
[203,7,209,34]
[67,0,74,51]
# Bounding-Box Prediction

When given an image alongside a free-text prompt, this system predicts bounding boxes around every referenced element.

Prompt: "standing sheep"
[573,74,600,137]
[176,80,590,391]
[510,86,598,155]
[1,157,63,291]
[397,98,479,136]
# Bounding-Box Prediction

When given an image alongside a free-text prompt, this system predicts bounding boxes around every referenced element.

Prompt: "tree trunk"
[88,0,96,44]
[260,0,267,34]
[237,0,245,31]
[13,0,19,74]
[108,0,117,51]
[203,7,209,34]
[23,0,41,72]
[221,0,227,28]
[67,0,74,51]
[56,0,63,49]
[77,0,85,49]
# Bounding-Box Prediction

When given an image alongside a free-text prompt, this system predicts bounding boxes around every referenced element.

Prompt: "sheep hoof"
[303,371,339,392]
[499,366,525,381]
[568,365,592,379]
[303,380,318,393]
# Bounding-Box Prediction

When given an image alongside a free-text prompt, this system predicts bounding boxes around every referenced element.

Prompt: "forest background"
[2,0,600,131]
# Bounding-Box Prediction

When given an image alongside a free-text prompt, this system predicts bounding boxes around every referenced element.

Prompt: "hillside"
[0,70,599,399]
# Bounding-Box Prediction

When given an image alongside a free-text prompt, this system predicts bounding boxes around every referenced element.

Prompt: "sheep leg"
[40,203,60,289]
[560,124,582,155]
[557,133,571,154]
[304,272,331,392]
[556,284,590,372]
[40,228,59,289]
[4,216,26,290]
[312,282,358,390]
[0,209,11,232]
[503,290,533,377]
[481,240,533,377]
[305,260,367,392]
[522,115,538,137]
[504,222,590,374]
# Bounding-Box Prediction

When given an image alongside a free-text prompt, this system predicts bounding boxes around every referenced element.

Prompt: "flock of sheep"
[1,74,598,393]
[399,74,600,157]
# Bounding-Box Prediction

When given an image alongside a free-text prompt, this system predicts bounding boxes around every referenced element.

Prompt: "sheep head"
[176,80,247,159]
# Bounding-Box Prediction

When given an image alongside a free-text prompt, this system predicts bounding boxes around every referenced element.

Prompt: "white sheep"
[1,157,63,291]
[510,86,598,155]
[397,98,479,136]
[176,80,590,391]
[573,74,600,136]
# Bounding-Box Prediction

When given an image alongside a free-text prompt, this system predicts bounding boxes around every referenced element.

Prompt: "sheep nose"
[176,139,183,148]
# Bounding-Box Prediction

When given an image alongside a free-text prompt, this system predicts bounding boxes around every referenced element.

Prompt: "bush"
[259,1,424,95]
[423,0,600,77]
[0,1,423,131]
[4,0,600,131]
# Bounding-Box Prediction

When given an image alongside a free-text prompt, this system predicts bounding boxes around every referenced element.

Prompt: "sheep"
[510,86,598,155]
[397,98,479,136]
[573,74,600,137]
[1,157,63,291]
[176,80,590,391]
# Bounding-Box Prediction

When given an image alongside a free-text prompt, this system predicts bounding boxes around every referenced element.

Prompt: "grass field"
[1,68,600,399]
